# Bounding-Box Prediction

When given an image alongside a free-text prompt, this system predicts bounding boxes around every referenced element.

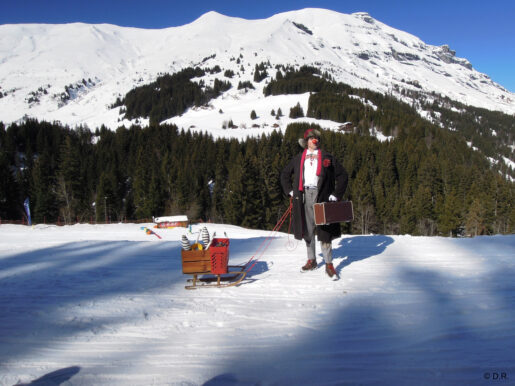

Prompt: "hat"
[298,128,321,148]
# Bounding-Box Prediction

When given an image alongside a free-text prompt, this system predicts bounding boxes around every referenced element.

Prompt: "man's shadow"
[331,235,394,274]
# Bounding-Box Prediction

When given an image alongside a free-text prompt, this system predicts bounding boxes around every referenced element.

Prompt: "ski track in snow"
[0,223,514,385]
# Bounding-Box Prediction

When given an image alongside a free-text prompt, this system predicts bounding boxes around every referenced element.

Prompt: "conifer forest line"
[1,118,513,237]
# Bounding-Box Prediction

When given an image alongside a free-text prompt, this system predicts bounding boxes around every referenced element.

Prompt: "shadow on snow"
[333,235,394,273]
[15,366,81,385]
[3,235,515,385]
[0,236,271,368]
[202,236,515,385]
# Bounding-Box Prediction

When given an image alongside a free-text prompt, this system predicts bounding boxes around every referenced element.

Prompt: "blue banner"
[24,198,32,226]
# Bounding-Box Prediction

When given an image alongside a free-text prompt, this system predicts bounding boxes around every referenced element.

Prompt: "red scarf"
[298,149,322,191]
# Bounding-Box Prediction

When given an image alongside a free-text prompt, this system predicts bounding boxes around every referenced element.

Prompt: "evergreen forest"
[1,65,513,236]
[0,117,513,237]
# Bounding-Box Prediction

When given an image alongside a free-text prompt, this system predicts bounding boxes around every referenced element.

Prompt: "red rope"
[245,199,293,273]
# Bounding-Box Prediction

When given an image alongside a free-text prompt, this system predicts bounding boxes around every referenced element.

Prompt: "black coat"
[281,149,348,243]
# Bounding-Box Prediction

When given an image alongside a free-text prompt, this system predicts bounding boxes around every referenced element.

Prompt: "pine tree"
[31,151,57,223]
[224,152,244,225]
[261,151,285,229]
[492,175,514,233]
[209,142,228,222]
[438,190,462,236]
[132,147,151,219]
[172,158,190,214]
[253,64,262,82]
[146,169,165,218]
[289,102,304,118]
[373,146,401,234]
[413,185,435,235]
[352,166,375,234]
[241,154,262,229]
[0,147,19,220]
[465,197,485,236]
[196,175,212,221]
[56,136,81,224]
[400,198,417,234]
[95,172,108,223]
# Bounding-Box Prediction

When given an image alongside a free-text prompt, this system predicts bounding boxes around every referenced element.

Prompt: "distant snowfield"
[1,223,514,385]
[164,92,348,140]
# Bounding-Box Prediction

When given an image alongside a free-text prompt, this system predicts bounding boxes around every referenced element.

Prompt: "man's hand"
[289,191,293,197]
[328,195,337,202]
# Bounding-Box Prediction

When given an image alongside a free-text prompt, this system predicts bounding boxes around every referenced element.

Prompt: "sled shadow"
[239,261,268,287]
[332,235,394,274]
[228,237,273,274]
[243,261,268,276]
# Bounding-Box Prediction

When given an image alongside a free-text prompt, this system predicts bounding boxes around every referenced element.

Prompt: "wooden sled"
[182,238,246,289]
[185,266,247,289]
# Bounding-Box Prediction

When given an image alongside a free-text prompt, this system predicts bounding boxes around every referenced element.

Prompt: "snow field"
[0,223,514,385]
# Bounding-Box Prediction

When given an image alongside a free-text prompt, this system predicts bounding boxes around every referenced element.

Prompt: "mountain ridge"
[0,8,514,131]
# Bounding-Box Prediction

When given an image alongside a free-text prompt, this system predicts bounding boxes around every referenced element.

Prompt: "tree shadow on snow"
[0,240,185,363]
[202,236,515,385]
[203,373,241,385]
[5,233,512,384]
[0,235,275,366]
[15,366,81,385]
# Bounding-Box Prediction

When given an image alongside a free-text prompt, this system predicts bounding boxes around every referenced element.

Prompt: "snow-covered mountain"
[1,8,514,134]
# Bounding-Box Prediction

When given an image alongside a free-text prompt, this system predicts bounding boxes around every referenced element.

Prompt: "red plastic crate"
[209,238,229,274]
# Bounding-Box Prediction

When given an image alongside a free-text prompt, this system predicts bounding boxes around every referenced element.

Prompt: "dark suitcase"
[314,201,354,225]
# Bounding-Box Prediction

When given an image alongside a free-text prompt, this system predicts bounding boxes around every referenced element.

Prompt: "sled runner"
[181,237,246,289]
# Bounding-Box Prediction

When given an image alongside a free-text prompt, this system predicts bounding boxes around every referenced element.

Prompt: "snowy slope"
[0,223,514,385]
[1,8,514,137]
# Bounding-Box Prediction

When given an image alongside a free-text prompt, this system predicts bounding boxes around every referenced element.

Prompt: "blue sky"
[2,0,514,92]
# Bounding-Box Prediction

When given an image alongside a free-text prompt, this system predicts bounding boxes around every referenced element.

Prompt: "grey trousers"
[304,188,332,263]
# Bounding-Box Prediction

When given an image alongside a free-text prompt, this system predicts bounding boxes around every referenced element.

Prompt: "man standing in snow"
[281,128,348,279]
